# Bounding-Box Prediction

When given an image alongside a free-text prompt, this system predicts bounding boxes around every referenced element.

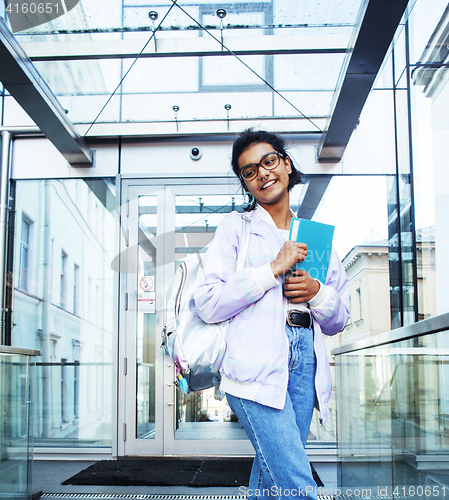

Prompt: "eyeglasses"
[239,151,285,181]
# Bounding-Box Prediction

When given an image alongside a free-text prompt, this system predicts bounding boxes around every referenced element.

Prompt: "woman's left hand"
[283,270,320,303]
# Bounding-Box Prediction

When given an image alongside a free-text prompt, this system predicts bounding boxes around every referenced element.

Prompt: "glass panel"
[336,346,394,496]
[391,332,449,496]
[336,327,449,498]
[12,179,116,447]
[201,55,266,87]
[0,352,35,499]
[173,193,248,440]
[387,23,417,328]
[0,83,3,125]
[274,53,346,91]
[135,195,158,439]
[359,29,419,329]
[309,175,391,445]
[9,0,365,131]
[395,86,417,328]
[387,175,403,329]
[408,0,442,322]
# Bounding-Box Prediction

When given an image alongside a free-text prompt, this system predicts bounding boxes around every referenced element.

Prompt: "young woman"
[194,129,350,500]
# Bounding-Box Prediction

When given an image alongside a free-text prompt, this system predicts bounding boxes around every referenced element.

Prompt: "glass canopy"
[4,0,365,137]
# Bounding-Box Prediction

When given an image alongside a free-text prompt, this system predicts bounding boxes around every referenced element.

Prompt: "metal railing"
[332,313,449,498]
[0,346,40,500]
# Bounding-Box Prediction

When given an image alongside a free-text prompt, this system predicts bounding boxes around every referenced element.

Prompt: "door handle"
[167,383,175,387]
[166,402,175,406]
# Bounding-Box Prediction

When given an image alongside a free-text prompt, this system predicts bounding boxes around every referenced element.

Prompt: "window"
[61,358,68,423]
[60,251,67,309]
[96,283,100,326]
[72,341,80,420]
[12,179,116,448]
[88,276,93,323]
[73,264,79,315]
[353,287,362,322]
[18,217,31,292]
[95,202,101,239]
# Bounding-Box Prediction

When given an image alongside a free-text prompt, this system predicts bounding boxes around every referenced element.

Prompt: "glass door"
[118,179,253,456]
[118,183,165,456]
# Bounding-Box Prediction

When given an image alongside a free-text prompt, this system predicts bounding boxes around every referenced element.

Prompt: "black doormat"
[62,458,324,488]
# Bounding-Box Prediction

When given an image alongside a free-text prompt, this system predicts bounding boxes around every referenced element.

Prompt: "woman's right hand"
[270,241,308,278]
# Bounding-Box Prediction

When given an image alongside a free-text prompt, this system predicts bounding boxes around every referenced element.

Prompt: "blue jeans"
[226,324,317,500]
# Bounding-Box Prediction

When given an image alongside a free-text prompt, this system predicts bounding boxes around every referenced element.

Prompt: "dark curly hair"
[231,129,303,211]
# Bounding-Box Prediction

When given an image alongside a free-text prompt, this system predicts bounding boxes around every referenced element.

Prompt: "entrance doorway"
[117,178,254,456]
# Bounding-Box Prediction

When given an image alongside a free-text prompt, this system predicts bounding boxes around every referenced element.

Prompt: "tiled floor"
[32,460,337,498]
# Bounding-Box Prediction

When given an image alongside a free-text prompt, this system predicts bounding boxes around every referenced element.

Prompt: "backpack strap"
[236,213,251,272]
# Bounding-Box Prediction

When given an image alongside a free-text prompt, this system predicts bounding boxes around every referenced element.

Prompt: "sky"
[310,175,389,260]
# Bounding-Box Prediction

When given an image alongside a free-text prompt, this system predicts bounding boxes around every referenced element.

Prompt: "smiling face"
[238,142,292,209]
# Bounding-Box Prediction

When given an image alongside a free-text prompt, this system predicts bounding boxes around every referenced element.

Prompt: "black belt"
[287,310,313,329]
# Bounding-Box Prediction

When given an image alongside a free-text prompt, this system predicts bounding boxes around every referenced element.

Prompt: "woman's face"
[238,142,292,207]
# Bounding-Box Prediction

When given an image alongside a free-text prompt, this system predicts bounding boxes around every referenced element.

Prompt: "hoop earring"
[244,191,256,209]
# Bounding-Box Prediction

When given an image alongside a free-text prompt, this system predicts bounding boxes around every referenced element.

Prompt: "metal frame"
[317,0,411,162]
[22,34,348,62]
[331,312,449,356]
[0,345,41,356]
[78,120,327,139]
[118,182,165,456]
[295,175,333,220]
[0,17,93,166]
[0,130,12,345]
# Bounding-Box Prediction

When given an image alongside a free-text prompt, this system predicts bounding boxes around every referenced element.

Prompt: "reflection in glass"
[0,351,36,499]
[12,179,116,447]
[175,389,246,440]
[336,329,449,497]
[336,347,393,494]
[386,30,418,329]
[135,196,158,439]
[391,333,449,495]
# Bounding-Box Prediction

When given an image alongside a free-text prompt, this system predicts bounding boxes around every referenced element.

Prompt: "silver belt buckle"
[286,309,297,327]
[287,310,312,328]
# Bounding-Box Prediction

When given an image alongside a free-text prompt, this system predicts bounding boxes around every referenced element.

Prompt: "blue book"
[288,218,335,284]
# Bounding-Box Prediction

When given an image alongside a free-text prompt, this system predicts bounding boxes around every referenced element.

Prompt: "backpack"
[161,213,251,396]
